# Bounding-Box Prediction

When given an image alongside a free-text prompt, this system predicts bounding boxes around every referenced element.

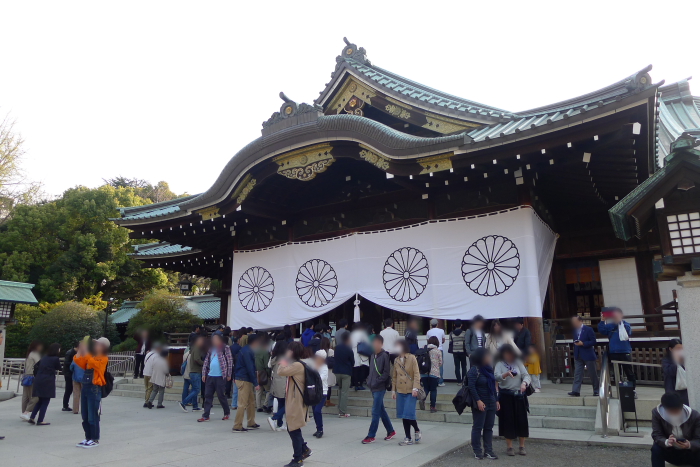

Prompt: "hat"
[94,337,110,349]
[430,318,438,326]
[315,349,327,359]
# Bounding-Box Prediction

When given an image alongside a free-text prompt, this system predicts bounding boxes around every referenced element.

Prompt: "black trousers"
[203,376,230,418]
[609,352,636,388]
[288,428,307,462]
[352,366,369,387]
[134,354,145,378]
[453,353,467,383]
[63,374,73,408]
[651,442,700,467]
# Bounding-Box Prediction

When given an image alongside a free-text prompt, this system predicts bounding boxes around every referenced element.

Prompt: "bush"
[28,301,118,354]
[5,304,44,358]
[112,337,138,352]
[126,290,199,341]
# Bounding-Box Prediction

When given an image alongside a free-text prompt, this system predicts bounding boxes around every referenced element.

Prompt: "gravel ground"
[432,439,650,467]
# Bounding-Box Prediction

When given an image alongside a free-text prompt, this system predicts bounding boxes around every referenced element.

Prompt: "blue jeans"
[231,379,239,408]
[471,402,496,455]
[313,395,326,431]
[183,373,201,409]
[182,378,191,402]
[367,389,394,438]
[272,397,286,427]
[81,383,102,441]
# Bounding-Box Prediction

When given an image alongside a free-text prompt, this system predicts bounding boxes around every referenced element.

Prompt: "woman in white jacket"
[484,320,520,362]
[350,323,370,391]
[146,349,170,409]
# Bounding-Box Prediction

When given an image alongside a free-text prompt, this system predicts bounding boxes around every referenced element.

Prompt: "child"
[312,349,329,438]
[525,344,542,392]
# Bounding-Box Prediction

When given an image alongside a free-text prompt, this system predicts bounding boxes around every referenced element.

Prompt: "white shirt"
[142,350,158,377]
[475,330,484,347]
[317,364,329,393]
[380,327,400,354]
[427,327,446,351]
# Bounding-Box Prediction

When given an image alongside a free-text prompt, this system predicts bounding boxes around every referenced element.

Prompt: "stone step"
[110,389,231,407]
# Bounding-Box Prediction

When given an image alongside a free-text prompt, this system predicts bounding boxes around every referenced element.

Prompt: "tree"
[126,290,199,341]
[28,301,118,354]
[4,304,43,358]
[103,177,185,204]
[0,114,42,223]
[0,185,172,302]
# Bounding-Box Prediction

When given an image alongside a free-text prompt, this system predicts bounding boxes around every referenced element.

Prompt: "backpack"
[101,370,114,398]
[291,361,324,407]
[415,348,432,375]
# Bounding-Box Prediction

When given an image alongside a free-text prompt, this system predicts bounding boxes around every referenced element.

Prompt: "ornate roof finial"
[625,64,653,92]
[261,92,323,136]
[339,37,370,65]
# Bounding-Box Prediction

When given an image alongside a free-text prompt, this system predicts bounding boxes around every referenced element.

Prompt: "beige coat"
[269,356,287,399]
[484,330,520,359]
[149,355,170,387]
[279,361,307,431]
[392,354,421,394]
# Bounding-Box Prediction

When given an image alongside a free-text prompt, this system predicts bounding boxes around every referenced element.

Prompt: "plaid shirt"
[202,345,233,380]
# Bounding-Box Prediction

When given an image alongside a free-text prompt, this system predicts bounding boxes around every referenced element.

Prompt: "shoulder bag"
[397,358,426,402]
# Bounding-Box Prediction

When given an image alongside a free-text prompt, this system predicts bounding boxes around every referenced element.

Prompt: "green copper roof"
[656,80,700,167]
[0,280,38,304]
[131,242,197,257]
[109,301,140,324]
[195,299,220,320]
[109,296,220,324]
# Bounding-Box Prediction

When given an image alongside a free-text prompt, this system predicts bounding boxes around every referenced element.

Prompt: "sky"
[1,0,699,198]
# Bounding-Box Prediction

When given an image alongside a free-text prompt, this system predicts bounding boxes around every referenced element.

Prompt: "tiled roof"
[656,80,700,166]
[196,299,221,320]
[0,280,38,304]
[131,242,196,257]
[110,301,140,324]
[116,195,199,221]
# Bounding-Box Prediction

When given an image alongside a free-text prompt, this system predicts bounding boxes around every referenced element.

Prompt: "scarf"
[480,364,497,396]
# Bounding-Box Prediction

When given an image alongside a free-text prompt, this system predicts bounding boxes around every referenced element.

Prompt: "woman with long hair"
[267,338,289,431]
[420,336,442,412]
[467,348,499,460]
[278,341,312,467]
[495,344,531,456]
[29,343,63,425]
[484,320,519,361]
[662,339,688,405]
[321,337,336,407]
[20,341,43,421]
[392,340,422,446]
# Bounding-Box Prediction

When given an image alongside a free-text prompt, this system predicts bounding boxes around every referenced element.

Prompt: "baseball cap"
[315,349,327,359]
[430,319,438,326]
[94,337,111,349]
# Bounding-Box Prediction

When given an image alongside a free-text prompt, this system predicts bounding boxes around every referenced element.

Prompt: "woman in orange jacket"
[73,337,110,449]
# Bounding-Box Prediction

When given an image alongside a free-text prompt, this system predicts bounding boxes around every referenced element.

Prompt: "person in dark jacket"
[301,323,315,347]
[598,306,635,388]
[449,320,467,383]
[62,342,78,411]
[362,335,396,444]
[198,333,234,423]
[569,315,599,397]
[308,324,324,354]
[229,337,242,408]
[133,330,151,379]
[334,332,355,417]
[232,334,261,432]
[651,392,700,467]
[464,315,486,357]
[662,339,688,406]
[467,348,499,460]
[30,342,63,425]
[404,318,420,354]
[513,318,531,357]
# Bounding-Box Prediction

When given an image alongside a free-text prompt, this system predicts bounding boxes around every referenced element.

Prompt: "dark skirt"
[498,392,529,439]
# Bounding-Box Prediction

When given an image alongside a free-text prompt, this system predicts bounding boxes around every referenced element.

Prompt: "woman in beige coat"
[484,320,520,362]
[392,340,422,446]
[20,341,43,421]
[278,341,312,467]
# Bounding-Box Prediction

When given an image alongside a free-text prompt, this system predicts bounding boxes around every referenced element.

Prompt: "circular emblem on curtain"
[296,259,338,308]
[383,247,429,302]
[461,235,520,296]
[238,266,274,312]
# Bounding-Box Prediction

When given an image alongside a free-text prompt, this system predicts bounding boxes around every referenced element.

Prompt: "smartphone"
[677,438,687,443]
[574,340,581,343]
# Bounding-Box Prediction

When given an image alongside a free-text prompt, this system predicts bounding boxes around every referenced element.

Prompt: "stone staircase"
[110,378,596,431]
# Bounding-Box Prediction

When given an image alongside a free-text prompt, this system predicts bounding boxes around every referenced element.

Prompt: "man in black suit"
[513,318,532,357]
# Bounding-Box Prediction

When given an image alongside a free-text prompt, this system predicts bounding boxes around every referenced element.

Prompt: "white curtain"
[230,206,557,329]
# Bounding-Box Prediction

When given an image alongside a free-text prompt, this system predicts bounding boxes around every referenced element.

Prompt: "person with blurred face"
[199,333,234,423]
[569,315,599,397]
[362,335,396,444]
[467,348,499,460]
[651,392,700,467]
[74,337,110,448]
[29,342,63,425]
[20,341,43,421]
[662,339,688,406]
[598,306,635,388]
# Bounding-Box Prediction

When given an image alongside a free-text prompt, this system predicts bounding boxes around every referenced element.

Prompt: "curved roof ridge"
[514,65,654,117]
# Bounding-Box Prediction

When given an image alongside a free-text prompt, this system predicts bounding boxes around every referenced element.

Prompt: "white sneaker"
[276,426,286,432]
[438,383,446,387]
[76,440,88,447]
[19,414,30,421]
[267,417,276,431]
[83,440,99,448]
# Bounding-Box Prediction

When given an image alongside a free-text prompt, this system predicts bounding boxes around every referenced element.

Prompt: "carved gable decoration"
[359,147,390,171]
[274,144,335,181]
[197,206,221,221]
[418,153,453,174]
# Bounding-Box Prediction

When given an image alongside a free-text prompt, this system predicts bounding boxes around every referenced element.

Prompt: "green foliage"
[126,290,199,341]
[0,184,173,302]
[112,337,138,352]
[103,177,187,204]
[28,301,119,353]
[5,303,44,357]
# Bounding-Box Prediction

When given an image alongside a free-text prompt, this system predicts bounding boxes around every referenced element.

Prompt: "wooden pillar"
[219,266,232,325]
[635,251,662,331]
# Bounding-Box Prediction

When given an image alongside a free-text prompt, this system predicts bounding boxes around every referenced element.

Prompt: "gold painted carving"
[359,148,390,171]
[422,114,478,134]
[328,77,374,114]
[385,104,411,120]
[418,153,453,174]
[235,178,256,204]
[197,206,221,221]
[274,144,334,181]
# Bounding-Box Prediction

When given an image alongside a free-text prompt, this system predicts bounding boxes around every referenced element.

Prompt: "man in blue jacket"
[568,315,599,397]
[598,306,636,388]
[232,334,260,433]
[301,323,315,347]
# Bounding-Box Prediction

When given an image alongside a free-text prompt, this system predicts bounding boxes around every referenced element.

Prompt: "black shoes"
[313,431,323,438]
[146,402,154,409]
[62,407,72,412]
[567,392,580,397]
[301,446,313,460]
[474,452,484,460]
[156,405,165,409]
[485,452,499,459]
[283,461,303,467]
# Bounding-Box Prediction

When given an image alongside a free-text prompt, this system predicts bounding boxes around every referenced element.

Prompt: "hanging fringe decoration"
[353,293,361,323]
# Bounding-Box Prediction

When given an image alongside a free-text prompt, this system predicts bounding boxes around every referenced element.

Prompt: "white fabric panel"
[230,206,557,329]
[599,257,644,324]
